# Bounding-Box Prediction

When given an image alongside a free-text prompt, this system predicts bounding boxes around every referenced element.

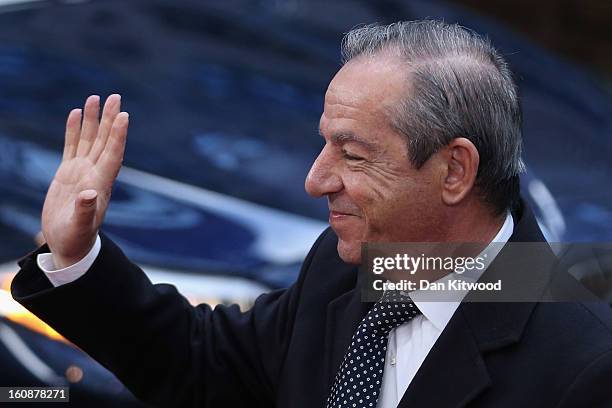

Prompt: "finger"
[62,108,82,160]
[75,95,100,158]
[98,112,129,184]
[73,189,98,229]
[90,94,121,163]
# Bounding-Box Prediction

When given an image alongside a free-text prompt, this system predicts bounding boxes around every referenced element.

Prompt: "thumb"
[74,189,98,227]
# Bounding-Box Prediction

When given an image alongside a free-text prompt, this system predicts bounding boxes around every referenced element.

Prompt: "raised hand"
[41,94,129,269]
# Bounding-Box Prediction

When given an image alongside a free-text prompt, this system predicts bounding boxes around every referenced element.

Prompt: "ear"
[441,137,479,206]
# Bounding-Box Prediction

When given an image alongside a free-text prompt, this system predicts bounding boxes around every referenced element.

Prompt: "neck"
[441,201,506,244]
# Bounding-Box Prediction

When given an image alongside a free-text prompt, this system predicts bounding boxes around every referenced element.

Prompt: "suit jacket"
[11,202,612,407]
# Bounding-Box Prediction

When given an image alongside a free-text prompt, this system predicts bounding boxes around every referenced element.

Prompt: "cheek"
[340,162,432,236]
[345,181,403,235]
[342,174,382,218]
[343,168,396,203]
[365,180,430,236]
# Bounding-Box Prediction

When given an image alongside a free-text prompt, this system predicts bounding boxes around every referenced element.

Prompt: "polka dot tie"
[326,290,421,408]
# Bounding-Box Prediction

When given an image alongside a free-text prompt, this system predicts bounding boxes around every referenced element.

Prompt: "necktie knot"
[362,296,421,335]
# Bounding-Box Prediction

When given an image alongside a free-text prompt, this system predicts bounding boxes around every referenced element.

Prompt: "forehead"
[329,55,406,99]
[320,55,408,135]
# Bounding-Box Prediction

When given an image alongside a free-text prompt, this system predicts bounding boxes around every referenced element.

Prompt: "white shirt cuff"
[36,234,101,287]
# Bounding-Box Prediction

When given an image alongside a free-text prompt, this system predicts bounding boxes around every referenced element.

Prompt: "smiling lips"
[329,210,356,217]
[329,210,360,225]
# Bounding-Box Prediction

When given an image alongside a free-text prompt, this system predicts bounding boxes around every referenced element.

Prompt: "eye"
[342,149,363,161]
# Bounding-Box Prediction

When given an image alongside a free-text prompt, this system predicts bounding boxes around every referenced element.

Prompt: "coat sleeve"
[10,229,330,407]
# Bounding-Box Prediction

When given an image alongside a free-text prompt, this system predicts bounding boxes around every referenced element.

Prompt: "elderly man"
[11,20,612,407]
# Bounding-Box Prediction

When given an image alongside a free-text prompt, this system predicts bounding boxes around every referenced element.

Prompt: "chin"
[337,239,362,265]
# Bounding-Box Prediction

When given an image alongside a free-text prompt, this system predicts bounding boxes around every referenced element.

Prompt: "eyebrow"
[318,128,378,152]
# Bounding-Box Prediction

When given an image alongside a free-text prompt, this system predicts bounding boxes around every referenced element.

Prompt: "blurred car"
[0,0,610,406]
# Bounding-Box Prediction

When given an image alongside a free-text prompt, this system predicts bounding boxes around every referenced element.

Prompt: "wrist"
[48,235,98,270]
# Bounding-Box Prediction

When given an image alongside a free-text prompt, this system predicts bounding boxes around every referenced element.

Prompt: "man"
[11,20,612,407]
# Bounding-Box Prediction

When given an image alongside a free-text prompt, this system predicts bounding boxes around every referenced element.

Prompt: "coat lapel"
[397,300,538,407]
[397,307,491,408]
[324,276,373,389]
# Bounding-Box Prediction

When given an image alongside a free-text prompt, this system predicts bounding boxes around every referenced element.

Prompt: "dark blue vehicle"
[0,0,610,406]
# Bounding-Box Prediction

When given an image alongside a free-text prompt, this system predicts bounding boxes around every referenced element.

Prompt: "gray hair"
[341,20,525,214]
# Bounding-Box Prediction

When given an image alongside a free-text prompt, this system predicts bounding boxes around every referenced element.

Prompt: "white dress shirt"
[37,213,513,407]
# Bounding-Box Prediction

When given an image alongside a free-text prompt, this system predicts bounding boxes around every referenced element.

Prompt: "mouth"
[328,210,359,223]
[330,210,354,217]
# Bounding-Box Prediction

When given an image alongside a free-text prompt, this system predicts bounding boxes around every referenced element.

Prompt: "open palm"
[42,94,129,268]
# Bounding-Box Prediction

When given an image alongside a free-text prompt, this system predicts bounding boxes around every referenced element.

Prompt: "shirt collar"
[409,212,515,331]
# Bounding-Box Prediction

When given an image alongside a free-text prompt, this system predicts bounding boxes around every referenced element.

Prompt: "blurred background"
[0,0,610,406]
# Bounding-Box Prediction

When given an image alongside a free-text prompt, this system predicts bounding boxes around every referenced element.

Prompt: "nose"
[305,144,343,198]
